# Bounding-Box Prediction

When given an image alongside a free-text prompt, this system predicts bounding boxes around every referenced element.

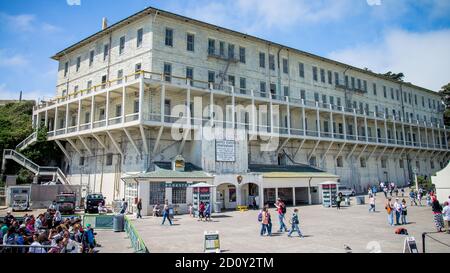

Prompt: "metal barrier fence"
[0,244,77,253]
[124,216,149,253]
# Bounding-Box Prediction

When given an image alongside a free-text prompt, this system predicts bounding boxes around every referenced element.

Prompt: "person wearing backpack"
[274,198,288,232]
[287,208,304,238]
[385,198,394,226]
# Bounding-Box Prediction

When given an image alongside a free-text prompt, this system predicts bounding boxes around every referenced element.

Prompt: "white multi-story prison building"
[18,7,449,215]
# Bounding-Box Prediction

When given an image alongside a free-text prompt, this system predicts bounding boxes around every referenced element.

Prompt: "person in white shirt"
[29,234,47,253]
[369,195,376,212]
[34,214,44,231]
[53,210,62,228]
[394,198,402,225]
[443,201,450,234]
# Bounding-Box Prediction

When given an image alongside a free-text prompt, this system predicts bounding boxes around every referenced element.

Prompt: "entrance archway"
[240,182,259,209]
[216,183,237,210]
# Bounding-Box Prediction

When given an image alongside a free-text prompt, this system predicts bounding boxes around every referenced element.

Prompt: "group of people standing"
[258,198,303,238]
[385,198,408,226]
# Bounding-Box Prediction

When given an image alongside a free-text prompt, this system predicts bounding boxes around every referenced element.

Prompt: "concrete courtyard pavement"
[130,194,450,253]
[95,230,134,253]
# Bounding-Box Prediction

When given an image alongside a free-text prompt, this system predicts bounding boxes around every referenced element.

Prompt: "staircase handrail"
[15,132,37,150]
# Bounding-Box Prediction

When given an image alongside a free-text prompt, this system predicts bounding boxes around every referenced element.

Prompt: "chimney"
[102,17,108,30]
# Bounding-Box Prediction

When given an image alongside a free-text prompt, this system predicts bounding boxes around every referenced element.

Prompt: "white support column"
[105,89,110,126]
[393,120,397,145]
[270,100,274,133]
[364,114,368,142]
[275,187,279,201]
[316,102,320,137]
[302,101,306,136]
[77,99,81,132]
[437,125,442,149]
[160,84,165,122]
[122,85,126,124]
[384,115,388,144]
[353,109,357,140]
[251,90,257,137]
[330,105,334,138]
[138,77,144,122]
[425,124,429,148]
[418,122,422,147]
[54,106,58,131]
[44,110,48,129]
[343,110,347,140]
[374,112,378,143]
[431,125,436,149]
[90,95,95,129]
[186,87,191,127]
[65,103,69,133]
[401,120,406,146]
[444,126,448,149]
[286,97,291,135]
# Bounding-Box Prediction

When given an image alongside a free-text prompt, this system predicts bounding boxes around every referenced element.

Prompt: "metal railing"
[15,132,37,150]
[3,149,70,185]
[124,216,149,253]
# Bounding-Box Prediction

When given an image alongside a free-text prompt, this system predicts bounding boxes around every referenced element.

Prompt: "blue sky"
[0,0,449,100]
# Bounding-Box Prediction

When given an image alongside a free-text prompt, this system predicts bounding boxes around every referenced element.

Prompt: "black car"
[85,193,105,214]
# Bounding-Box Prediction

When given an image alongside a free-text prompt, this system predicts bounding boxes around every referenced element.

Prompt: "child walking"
[288,208,304,238]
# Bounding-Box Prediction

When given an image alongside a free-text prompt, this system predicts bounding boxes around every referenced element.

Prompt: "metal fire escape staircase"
[2,149,70,185]
[207,47,239,88]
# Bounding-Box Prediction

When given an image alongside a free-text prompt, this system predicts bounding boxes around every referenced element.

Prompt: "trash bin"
[113,214,124,232]
[356,196,365,205]
[214,202,221,213]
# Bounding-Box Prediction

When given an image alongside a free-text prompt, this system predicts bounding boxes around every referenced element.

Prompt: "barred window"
[172,182,187,204]
[149,182,166,205]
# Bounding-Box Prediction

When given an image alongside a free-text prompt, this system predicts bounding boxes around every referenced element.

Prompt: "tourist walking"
[274,198,288,232]
[443,201,450,234]
[198,201,206,221]
[369,195,376,212]
[120,198,128,214]
[259,207,271,236]
[188,203,193,217]
[336,193,342,210]
[431,196,444,232]
[383,187,388,198]
[288,208,304,238]
[205,202,211,221]
[417,188,423,206]
[161,201,173,226]
[136,198,142,219]
[426,193,432,206]
[385,198,394,226]
[372,185,377,196]
[400,188,405,197]
[409,190,417,206]
[401,199,408,225]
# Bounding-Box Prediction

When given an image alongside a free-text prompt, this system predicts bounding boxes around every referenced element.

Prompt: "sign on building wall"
[215,140,236,162]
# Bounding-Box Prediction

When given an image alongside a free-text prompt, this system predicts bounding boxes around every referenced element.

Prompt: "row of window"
[63,28,144,77]
[330,156,442,170]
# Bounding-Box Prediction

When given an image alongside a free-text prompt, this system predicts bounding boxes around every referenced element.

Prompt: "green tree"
[0,101,62,183]
[382,71,405,81]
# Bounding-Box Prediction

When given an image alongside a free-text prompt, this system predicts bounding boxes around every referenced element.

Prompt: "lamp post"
[412,167,418,191]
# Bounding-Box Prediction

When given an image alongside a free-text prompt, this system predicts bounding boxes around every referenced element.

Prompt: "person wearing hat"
[4,211,15,227]
[82,223,95,253]
[0,225,8,244]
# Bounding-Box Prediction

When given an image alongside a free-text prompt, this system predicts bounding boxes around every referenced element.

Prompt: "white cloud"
[0,49,29,67]
[328,29,450,91]
[180,0,353,33]
[367,0,382,6]
[0,12,61,34]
